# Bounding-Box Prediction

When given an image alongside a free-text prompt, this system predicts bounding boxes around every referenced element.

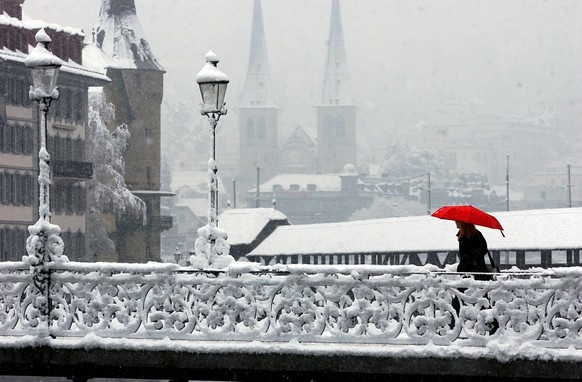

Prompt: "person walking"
[455,220,492,281]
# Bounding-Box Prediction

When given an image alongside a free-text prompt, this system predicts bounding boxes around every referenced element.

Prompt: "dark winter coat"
[457,229,491,281]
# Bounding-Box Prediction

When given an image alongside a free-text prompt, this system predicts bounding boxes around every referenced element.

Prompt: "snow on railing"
[0,261,581,349]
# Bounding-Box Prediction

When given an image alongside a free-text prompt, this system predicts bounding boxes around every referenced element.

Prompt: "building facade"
[0,0,109,261]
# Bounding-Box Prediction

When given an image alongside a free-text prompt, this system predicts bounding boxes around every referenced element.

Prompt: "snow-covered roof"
[249,173,342,193]
[2,12,84,36]
[0,46,110,83]
[219,208,288,245]
[82,42,121,74]
[94,0,164,71]
[249,207,582,256]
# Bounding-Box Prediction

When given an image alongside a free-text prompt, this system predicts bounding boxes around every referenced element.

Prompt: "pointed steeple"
[94,0,164,71]
[240,0,274,107]
[321,0,353,106]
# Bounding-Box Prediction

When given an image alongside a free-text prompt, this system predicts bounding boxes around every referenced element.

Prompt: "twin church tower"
[238,0,357,187]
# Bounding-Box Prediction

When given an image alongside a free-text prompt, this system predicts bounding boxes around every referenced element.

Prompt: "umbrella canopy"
[431,205,504,236]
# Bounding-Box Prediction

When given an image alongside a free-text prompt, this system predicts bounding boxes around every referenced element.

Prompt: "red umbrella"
[431,205,505,236]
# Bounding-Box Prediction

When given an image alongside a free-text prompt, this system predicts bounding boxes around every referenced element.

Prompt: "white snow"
[81,42,121,74]
[94,0,165,71]
[1,260,582,365]
[24,29,63,67]
[219,208,288,245]
[249,207,582,257]
[196,50,230,83]
[1,11,83,36]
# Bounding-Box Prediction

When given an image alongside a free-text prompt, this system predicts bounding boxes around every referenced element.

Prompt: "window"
[324,116,333,137]
[0,172,4,203]
[6,124,13,152]
[14,173,21,206]
[21,125,30,154]
[65,88,73,120]
[14,124,21,154]
[0,117,4,151]
[75,90,84,121]
[246,119,255,138]
[7,173,14,205]
[336,116,345,137]
[65,136,72,160]
[257,118,266,138]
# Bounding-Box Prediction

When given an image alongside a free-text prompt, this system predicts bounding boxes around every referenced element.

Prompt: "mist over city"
[25,0,582,169]
[3,1,582,381]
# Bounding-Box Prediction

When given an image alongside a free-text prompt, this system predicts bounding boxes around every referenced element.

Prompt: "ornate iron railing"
[0,261,581,348]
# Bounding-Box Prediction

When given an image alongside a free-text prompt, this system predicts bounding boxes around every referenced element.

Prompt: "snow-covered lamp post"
[191,51,234,269]
[24,29,65,321]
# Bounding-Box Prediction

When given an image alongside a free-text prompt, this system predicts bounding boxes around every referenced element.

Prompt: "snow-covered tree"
[86,89,145,257]
[160,154,174,211]
[348,197,426,221]
[381,142,450,180]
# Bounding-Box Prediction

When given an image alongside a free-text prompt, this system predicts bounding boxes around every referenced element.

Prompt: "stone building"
[246,163,372,225]
[0,0,109,261]
[85,0,172,262]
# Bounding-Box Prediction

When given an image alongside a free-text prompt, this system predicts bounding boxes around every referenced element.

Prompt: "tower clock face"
[287,149,303,165]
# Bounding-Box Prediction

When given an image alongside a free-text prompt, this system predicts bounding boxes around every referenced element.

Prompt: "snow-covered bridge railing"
[1,261,581,349]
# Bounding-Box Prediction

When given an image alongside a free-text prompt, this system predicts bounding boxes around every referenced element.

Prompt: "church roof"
[94,0,164,71]
[282,125,316,148]
[320,0,353,106]
[240,0,275,107]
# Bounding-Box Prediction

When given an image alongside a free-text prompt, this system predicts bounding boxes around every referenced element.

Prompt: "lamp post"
[24,29,64,321]
[192,51,233,268]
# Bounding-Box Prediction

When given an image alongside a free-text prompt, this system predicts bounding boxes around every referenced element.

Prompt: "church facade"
[238,0,358,192]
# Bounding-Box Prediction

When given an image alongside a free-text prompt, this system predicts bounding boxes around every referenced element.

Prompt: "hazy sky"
[22,0,582,153]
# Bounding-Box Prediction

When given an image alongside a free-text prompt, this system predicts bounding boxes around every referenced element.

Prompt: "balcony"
[148,215,173,231]
[53,160,93,181]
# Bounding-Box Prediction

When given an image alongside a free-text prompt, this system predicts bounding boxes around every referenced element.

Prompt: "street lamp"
[191,51,233,268]
[24,29,64,319]
[25,29,62,223]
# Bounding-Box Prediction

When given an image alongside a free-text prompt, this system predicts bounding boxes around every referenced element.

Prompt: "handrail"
[0,261,580,350]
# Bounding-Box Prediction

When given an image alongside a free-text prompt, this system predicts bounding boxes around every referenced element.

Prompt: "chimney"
[0,0,25,20]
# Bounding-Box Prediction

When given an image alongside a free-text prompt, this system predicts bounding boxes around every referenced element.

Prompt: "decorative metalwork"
[1,262,582,351]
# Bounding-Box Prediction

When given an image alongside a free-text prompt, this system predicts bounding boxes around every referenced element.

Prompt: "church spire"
[94,0,164,71]
[240,0,274,107]
[321,0,353,106]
